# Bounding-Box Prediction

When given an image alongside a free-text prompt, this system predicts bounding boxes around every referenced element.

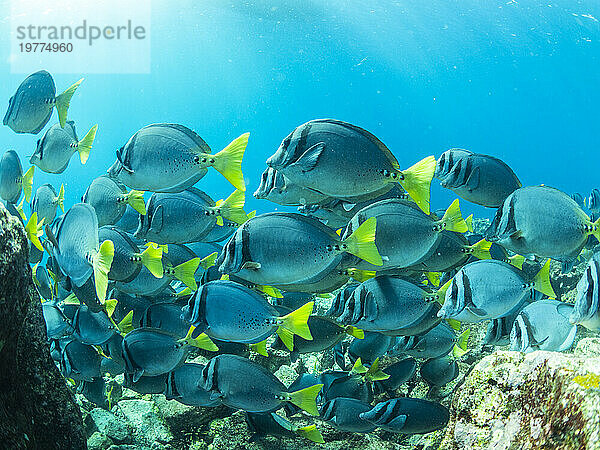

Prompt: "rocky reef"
[0,203,87,449]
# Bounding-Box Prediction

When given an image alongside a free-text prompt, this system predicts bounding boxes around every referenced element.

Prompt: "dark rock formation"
[0,203,87,449]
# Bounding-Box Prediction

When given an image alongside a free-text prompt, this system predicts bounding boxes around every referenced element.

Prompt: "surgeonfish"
[0,149,34,203]
[31,183,64,225]
[485,185,600,262]
[30,121,97,173]
[435,148,521,207]
[438,259,555,323]
[82,175,146,226]
[267,119,436,213]
[218,212,382,286]
[359,398,450,434]
[198,354,323,414]
[510,299,577,353]
[3,70,82,133]
[48,203,115,302]
[571,253,600,331]
[107,123,248,192]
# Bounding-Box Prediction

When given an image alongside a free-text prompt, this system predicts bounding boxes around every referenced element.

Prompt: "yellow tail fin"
[280,302,314,340]
[533,259,556,298]
[465,214,474,232]
[297,425,325,444]
[24,212,44,251]
[22,166,34,203]
[346,268,376,282]
[276,326,295,351]
[426,271,441,287]
[93,240,114,302]
[117,310,134,334]
[173,258,201,290]
[287,384,323,416]
[364,358,390,382]
[212,133,249,191]
[55,78,83,128]
[140,245,163,278]
[452,328,470,358]
[440,199,468,233]
[398,155,436,214]
[351,357,368,374]
[469,239,492,260]
[76,124,97,164]
[434,279,453,305]
[256,284,283,298]
[344,326,364,339]
[55,184,65,212]
[104,298,118,317]
[446,318,461,331]
[182,326,219,351]
[216,189,248,225]
[508,254,525,270]
[124,190,146,215]
[342,217,382,266]
[250,339,268,357]
[16,198,26,221]
[200,252,218,270]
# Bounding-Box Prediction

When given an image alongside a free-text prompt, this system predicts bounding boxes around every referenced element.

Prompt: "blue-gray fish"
[107,123,248,192]
[347,331,394,365]
[571,254,600,331]
[438,259,555,323]
[60,340,101,382]
[82,175,146,226]
[31,183,64,225]
[374,358,417,394]
[48,203,115,302]
[218,212,381,286]
[266,119,436,213]
[165,363,221,407]
[72,305,117,345]
[343,198,467,271]
[0,149,34,203]
[134,188,247,244]
[121,327,207,382]
[334,276,444,335]
[30,121,97,173]
[182,279,313,345]
[254,167,329,206]
[3,71,82,133]
[360,398,449,433]
[320,397,376,433]
[420,355,459,386]
[42,303,73,339]
[34,264,54,300]
[99,226,163,282]
[510,299,577,353]
[435,148,521,207]
[123,373,168,394]
[389,322,459,360]
[588,189,600,213]
[485,185,600,261]
[141,301,190,337]
[199,354,323,414]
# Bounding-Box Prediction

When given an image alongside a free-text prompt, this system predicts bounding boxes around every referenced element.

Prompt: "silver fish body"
[510,299,577,353]
[30,121,78,173]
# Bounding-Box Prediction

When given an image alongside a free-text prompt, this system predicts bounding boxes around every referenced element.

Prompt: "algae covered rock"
[0,203,87,448]
[440,342,600,449]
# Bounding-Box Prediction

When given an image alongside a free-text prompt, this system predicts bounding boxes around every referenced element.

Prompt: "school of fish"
[2,70,599,444]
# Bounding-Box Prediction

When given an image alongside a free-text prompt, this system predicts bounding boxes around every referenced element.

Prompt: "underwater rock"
[0,203,87,449]
[440,347,600,449]
[86,408,131,443]
[117,399,173,445]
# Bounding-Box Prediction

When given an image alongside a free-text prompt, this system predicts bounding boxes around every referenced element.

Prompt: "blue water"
[1,0,599,218]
